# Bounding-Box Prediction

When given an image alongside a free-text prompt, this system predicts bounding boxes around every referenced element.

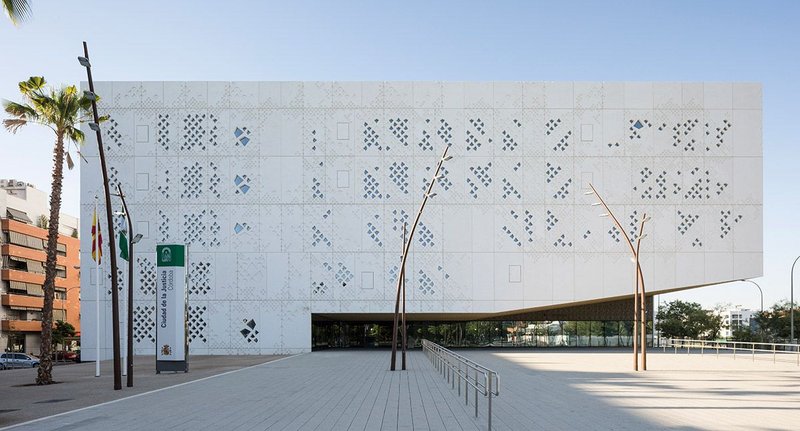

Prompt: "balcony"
[1,319,42,332]
[1,293,66,311]
[1,269,72,289]
[1,244,73,267]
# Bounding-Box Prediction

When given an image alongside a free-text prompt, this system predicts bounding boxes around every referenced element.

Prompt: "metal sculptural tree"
[586,183,651,371]
[390,145,452,371]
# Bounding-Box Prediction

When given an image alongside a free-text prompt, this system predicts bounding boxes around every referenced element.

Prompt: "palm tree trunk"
[36,132,64,385]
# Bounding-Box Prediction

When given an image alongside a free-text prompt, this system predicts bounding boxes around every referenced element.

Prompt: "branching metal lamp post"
[114,184,142,388]
[586,183,650,371]
[79,41,123,390]
[401,224,407,370]
[390,145,452,371]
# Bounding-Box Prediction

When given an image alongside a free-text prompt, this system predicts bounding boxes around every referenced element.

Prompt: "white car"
[0,353,40,369]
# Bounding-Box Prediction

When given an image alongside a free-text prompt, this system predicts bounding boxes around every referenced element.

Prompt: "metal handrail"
[421,339,500,430]
[664,338,800,366]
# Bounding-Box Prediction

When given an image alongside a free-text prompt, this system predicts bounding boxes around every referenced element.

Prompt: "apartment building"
[0,179,80,354]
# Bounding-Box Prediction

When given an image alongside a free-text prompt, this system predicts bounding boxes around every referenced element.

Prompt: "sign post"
[155,244,188,373]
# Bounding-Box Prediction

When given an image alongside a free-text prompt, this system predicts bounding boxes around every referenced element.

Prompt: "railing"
[421,339,500,430]
[664,338,800,366]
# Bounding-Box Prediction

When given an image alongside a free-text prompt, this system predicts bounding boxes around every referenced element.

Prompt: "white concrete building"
[79,81,763,356]
[720,307,757,338]
[0,179,80,236]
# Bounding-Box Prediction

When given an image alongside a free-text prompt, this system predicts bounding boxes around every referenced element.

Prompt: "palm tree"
[2,0,31,25]
[3,76,94,385]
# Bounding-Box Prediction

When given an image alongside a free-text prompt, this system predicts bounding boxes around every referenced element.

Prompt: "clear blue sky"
[1,0,797,311]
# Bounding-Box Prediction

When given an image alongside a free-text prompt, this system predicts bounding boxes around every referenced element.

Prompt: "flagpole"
[94,195,100,377]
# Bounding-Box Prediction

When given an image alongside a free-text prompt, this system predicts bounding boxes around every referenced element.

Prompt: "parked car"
[52,351,78,362]
[0,352,40,369]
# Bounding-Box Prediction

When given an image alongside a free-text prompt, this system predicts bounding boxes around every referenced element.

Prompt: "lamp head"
[77,56,91,68]
[132,234,144,244]
[88,122,100,132]
[83,90,97,101]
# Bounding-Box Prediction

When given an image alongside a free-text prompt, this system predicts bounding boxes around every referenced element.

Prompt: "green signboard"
[156,244,187,367]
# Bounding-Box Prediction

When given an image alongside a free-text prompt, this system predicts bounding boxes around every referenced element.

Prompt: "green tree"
[4,77,95,384]
[730,326,755,342]
[2,0,30,25]
[52,320,76,360]
[754,301,800,342]
[656,300,723,340]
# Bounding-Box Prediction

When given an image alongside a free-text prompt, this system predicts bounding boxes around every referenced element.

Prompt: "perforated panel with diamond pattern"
[80,81,763,356]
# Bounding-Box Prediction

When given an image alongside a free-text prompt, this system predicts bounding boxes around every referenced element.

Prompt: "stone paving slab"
[465,349,800,430]
[2,349,800,430]
[1,351,481,431]
[0,355,284,428]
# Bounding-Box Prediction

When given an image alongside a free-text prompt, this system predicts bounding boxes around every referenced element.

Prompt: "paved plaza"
[2,349,799,430]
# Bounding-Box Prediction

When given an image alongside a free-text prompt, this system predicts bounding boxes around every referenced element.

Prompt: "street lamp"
[739,279,763,342]
[390,145,451,371]
[113,184,141,388]
[79,41,123,390]
[739,279,763,313]
[586,183,650,371]
[792,256,800,344]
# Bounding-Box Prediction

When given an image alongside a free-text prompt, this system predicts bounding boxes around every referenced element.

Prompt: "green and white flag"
[119,231,129,261]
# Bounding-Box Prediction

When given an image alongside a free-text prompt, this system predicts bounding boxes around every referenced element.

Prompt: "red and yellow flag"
[91,209,102,263]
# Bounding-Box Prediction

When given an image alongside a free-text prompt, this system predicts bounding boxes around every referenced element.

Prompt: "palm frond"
[3,0,31,25]
[67,126,84,144]
[3,100,36,119]
[18,76,45,94]
[3,118,27,133]
[4,76,89,139]
[76,150,89,164]
[78,94,94,111]
[65,151,74,170]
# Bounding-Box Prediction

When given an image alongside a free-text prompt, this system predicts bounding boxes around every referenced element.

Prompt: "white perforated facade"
[79,81,762,356]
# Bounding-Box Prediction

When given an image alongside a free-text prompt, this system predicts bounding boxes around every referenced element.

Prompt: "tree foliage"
[52,320,76,348]
[753,300,800,342]
[730,326,755,342]
[2,0,31,25]
[656,300,723,340]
